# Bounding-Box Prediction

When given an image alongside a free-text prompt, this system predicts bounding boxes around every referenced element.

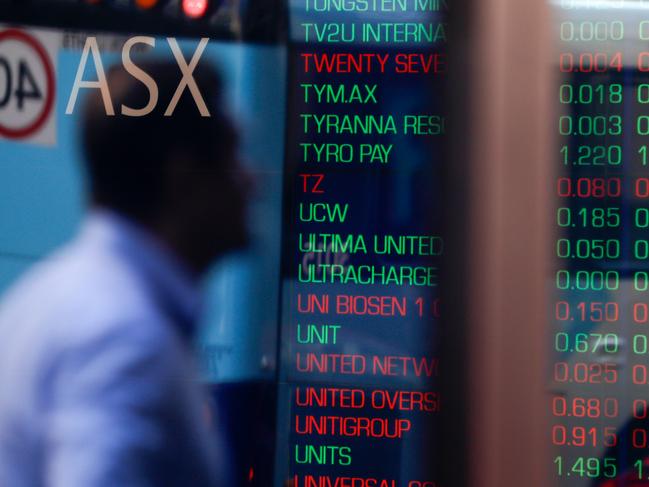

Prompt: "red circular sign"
[0,29,55,139]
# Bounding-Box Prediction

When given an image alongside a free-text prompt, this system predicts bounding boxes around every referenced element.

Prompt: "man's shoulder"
[0,239,169,351]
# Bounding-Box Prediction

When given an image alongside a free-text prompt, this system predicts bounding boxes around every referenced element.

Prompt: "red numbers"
[557,177,621,198]
[633,365,649,384]
[635,178,649,198]
[634,399,648,420]
[555,301,619,322]
[552,396,619,418]
[633,429,649,448]
[639,52,649,72]
[554,362,618,384]
[633,303,649,324]
[552,425,617,447]
[560,52,622,73]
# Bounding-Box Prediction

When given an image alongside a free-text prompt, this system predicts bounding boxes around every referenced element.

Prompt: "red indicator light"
[182,0,209,18]
[136,0,159,8]
[248,467,254,482]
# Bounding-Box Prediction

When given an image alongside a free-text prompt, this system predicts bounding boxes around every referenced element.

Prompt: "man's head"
[81,59,249,274]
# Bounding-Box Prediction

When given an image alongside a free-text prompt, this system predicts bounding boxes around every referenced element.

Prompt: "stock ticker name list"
[278,2,446,486]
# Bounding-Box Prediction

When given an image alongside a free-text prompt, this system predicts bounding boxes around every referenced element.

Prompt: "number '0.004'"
[560,52,622,73]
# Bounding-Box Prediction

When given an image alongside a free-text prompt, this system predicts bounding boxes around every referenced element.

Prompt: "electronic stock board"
[0,1,446,485]
[552,2,649,486]
[273,1,445,486]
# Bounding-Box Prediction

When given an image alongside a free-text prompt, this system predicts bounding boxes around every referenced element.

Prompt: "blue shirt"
[0,211,222,487]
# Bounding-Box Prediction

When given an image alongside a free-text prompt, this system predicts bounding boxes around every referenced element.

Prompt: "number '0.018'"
[559,83,622,104]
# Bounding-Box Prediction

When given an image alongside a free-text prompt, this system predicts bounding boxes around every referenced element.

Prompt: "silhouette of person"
[0,59,250,486]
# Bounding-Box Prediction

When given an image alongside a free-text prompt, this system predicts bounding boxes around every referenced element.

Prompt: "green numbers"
[556,270,620,291]
[560,83,623,104]
[556,238,620,260]
[560,144,622,166]
[560,115,622,136]
[560,21,624,42]
[554,456,617,478]
[555,332,619,353]
[557,207,620,228]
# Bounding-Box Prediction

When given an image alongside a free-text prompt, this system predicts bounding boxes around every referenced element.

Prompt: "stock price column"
[552,3,649,486]
[275,1,447,486]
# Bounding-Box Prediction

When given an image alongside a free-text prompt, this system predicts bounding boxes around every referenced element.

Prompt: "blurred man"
[0,59,249,486]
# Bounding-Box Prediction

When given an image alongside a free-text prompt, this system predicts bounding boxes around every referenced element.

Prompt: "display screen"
[551,1,649,485]
[273,2,445,486]
[0,25,286,485]
[0,2,445,485]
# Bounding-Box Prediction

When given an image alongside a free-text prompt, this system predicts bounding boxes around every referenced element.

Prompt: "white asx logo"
[65,36,211,117]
